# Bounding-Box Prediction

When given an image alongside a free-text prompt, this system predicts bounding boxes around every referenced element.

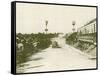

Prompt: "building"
[77,18,96,45]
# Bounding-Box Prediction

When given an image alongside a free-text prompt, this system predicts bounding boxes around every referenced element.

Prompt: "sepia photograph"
[14,1,97,74]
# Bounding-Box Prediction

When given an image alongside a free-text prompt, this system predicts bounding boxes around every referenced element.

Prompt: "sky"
[16,3,96,34]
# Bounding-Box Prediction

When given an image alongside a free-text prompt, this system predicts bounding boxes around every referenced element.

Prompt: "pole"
[45,20,48,34]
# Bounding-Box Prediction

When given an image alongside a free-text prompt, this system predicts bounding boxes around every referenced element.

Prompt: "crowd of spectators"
[16,33,58,68]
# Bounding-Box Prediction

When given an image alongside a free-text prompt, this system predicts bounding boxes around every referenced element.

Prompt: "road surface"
[17,37,96,73]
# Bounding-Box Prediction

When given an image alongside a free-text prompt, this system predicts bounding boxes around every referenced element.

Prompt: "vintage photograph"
[15,2,97,73]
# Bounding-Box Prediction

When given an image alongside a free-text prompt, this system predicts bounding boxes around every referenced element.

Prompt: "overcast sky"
[16,3,96,34]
